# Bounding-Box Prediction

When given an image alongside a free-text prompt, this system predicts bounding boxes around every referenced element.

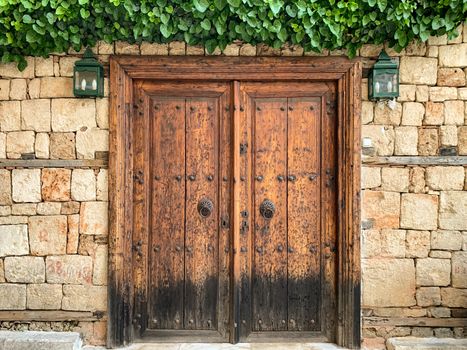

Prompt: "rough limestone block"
[416,258,451,286]
[50,132,76,159]
[29,215,67,255]
[28,78,40,99]
[76,128,108,159]
[0,79,10,100]
[439,43,467,67]
[416,287,441,307]
[0,284,26,309]
[459,126,467,155]
[0,57,35,78]
[6,131,35,158]
[27,283,62,309]
[96,98,109,129]
[0,224,29,256]
[36,202,62,216]
[399,57,438,85]
[115,41,140,55]
[97,41,114,54]
[96,169,108,201]
[71,169,96,201]
[406,230,430,258]
[62,285,107,311]
[51,99,96,132]
[424,102,444,125]
[4,256,45,283]
[35,133,50,159]
[439,191,467,230]
[440,125,458,146]
[381,167,409,192]
[362,125,395,156]
[400,194,438,230]
[444,100,464,125]
[0,331,81,350]
[66,214,79,254]
[430,87,458,102]
[41,168,71,202]
[362,191,400,229]
[416,86,429,102]
[46,255,92,284]
[140,42,168,55]
[93,245,108,285]
[0,169,11,205]
[35,57,54,77]
[361,167,381,189]
[402,102,424,126]
[79,201,108,235]
[437,68,466,86]
[10,79,27,100]
[239,44,257,56]
[418,128,439,156]
[387,337,467,350]
[452,251,467,288]
[380,229,406,258]
[168,41,186,55]
[397,85,416,102]
[11,203,36,216]
[21,99,51,132]
[59,57,79,77]
[440,288,467,307]
[12,169,41,203]
[395,126,418,155]
[362,258,416,307]
[39,77,74,98]
[0,101,21,131]
[0,132,5,158]
[361,101,374,124]
[426,166,465,190]
[374,102,402,125]
[362,230,381,258]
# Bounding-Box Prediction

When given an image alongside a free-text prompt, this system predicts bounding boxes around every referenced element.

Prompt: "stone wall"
[0,25,466,349]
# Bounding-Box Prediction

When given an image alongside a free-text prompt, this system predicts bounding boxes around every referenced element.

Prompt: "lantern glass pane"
[374,70,398,94]
[75,69,99,92]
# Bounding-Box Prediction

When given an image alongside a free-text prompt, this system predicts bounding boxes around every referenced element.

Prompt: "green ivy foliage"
[0,0,466,70]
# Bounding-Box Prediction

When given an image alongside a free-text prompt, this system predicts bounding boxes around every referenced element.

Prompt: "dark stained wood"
[0,311,105,322]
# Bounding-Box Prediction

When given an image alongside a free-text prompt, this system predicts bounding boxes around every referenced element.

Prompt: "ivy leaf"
[160,23,171,38]
[214,0,226,11]
[78,0,89,4]
[269,0,283,16]
[80,8,90,19]
[201,18,211,31]
[227,0,240,8]
[22,14,33,24]
[377,0,387,12]
[277,27,287,41]
[193,0,209,13]
[205,39,217,53]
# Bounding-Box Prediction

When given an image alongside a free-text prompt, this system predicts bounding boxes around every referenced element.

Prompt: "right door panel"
[238,82,338,342]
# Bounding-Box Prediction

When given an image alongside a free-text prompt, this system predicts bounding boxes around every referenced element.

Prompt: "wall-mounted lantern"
[73,47,104,97]
[368,50,399,100]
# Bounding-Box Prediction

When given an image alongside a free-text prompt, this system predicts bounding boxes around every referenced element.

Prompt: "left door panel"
[132,81,232,342]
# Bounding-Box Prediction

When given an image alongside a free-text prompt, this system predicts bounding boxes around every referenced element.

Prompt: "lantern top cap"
[373,49,398,69]
[75,47,102,67]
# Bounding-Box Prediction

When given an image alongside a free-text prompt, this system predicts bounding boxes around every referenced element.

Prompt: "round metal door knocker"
[198,198,213,218]
[260,199,275,220]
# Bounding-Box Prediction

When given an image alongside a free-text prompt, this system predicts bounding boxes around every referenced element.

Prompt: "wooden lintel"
[363,156,467,166]
[0,159,108,169]
[363,317,467,328]
[0,310,107,322]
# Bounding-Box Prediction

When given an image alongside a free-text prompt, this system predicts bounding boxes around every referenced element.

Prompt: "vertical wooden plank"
[185,98,219,330]
[286,97,321,331]
[149,98,186,330]
[252,98,288,331]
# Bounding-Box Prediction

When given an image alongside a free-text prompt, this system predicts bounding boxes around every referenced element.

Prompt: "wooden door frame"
[108,56,362,349]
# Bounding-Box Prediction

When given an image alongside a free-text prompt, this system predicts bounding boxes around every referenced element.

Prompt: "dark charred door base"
[109,57,361,349]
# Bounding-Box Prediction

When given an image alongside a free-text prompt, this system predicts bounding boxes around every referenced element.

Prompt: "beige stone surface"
[437,68,466,86]
[362,125,395,156]
[0,101,21,131]
[430,87,458,102]
[10,79,27,100]
[0,284,26,309]
[426,166,464,190]
[0,205,11,216]
[35,132,50,159]
[452,251,467,288]
[418,128,439,156]
[362,191,400,229]
[11,203,36,215]
[97,41,114,54]
[362,230,380,258]
[35,57,54,77]
[0,259,4,282]
[430,250,451,259]
[76,127,108,159]
[36,202,62,216]
[62,285,107,311]
[240,44,256,56]
[12,169,41,203]
[381,167,409,192]
[51,99,96,132]
[0,79,10,100]
[362,258,415,307]
[46,255,93,284]
[458,88,467,100]
[140,42,168,55]
[439,191,467,230]
[59,57,79,77]
[61,201,80,215]
[115,41,139,55]
[416,258,451,286]
[405,41,426,56]
[4,256,45,283]
[28,78,40,99]
[39,77,74,98]
[66,214,79,254]
[96,169,108,201]
[459,126,467,155]
[400,194,438,230]
[374,102,402,125]
[361,167,381,189]
[440,125,457,146]
[361,101,374,124]
[27,283,62,309]
[0,224,29,257]
[401,102,424,126]
[169,41,186,55]
[93,244,108,285]
[96,98,109,129]
[416,85,429,102]
[439,43,467,67]
[50,132,76,159]
[223,43,241,56]
[440,288,467,307]
[416,287,441,307]
[41,168,71,202]
[29,215,67,255]
[80,201,108,235]
[444,100,464,125]
[0,132,5,158]
[395,126,418,155]
[380,229,406,258]
[398,85,416,102]
[71,169,96,201]
[21,99,51,132]
[399,57,437,85]
[0,216,28,225]
[405,230,430,258]
[0,169,11,205]
[0,57,34,78]
[424,101,444,125]
[6,131,35,158]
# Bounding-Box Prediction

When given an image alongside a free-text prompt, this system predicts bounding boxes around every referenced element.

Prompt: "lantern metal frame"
[368,50,399,100]
[73,47,104,97]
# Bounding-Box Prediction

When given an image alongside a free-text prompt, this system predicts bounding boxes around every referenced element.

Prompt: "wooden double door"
[131,79,338,343]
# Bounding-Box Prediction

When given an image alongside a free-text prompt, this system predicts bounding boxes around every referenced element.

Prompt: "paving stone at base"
[387,337,467,350]
[0,331,81,350]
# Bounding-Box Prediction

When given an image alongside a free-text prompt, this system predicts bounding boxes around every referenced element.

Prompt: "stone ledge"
[0,331,81,350]
[388,337,467,350]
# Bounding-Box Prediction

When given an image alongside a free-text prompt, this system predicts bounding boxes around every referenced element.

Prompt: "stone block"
[28,78,40,99]
[39,77,74,98]
[0,132,5,158]
[439,43,467,67]
[416,85,429,102]
[424,102,444,125]
[0,225,29,256]
[35,57,54,77]
[29,215,67,255]
[0,216,28,225]
[6,131,35,158]
[223,43,241,56]
[50,132,76,159]
[140,42,168,55]
[430,250,451,259]
[362,125,395,156]
[406,230,430,258]
[430,87,458,102]
[380,229,406,258]
[97,41,114,54]
[405,41,426,56]
[361,101,374,124]
[459,88,467,100]
[27,283,62,309]
[4,256,45,283]
[427,46,439,58]
[35,133,50,159]
[362,191,400,229]
[362,258,415,307]
[387,337,467,350]
[416,258,451,286]
[0,331,82,349]
[21,99,51,132]
[12,169,41,203]
[41,168,71,202]
[96,98,108,129]
[428,307,451,318]
[0,101,21,131]
[0,259,4,282]
[93,245,108,285]
[416,287,441,307]
[440,125,457,146]
[418,128,438,156]
[168,41,186,55]
[362,230,380,258]
[10,79,27,100]
[0,205,11,216]
[437,68,466,86]
[11,203,36,215]
[76,128,108,159]
[398,85,416,102]
[80,201,108,235]
[0,169,11,205]
[452,251,467,288]
[71,169,96,201]
[59,57,79,77]
[0,57,34,78]
[444,100,464,125]
[61,201,80,215]
[401,194,438,230]
[439,191,467,230]
[399,57,437,85]
[401,102,424,126]
[66,214,79,254]
[426,166,464,190]
[0,284,26,309]
[36,202,62,216]
[440,288,467,307]
[0,79,10,100]
[395,126,418,155]
[374,102,402,125]
[381,167,409,192]
[51,99,96,132]
[62,285,107,311]
[361,167,381,189]
[115,41,139,55]
[459,126,467,155]
[239,44,257,56]
[46,255,92,284]
[96,169,108,201]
